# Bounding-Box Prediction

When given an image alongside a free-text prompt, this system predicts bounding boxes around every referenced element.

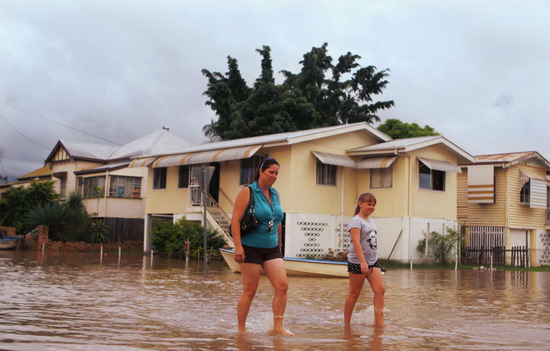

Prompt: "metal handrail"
[203,191,232,237]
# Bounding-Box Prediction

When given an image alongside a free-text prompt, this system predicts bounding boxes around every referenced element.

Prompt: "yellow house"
[0,166,53,197]
[38,128,191,241]
[458,152,550,267]
[137,123,475,263]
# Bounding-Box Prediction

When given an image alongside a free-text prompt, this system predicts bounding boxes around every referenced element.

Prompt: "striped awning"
[153,145,262,168]
[418,157,462,173]
[128,157,156,168]
[356,156,397,169]
[312,151,356,168]
[467,165,494,203]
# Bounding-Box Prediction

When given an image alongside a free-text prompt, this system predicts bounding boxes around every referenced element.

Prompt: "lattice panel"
[285,213,353,258]
[539,231,550,265]
[336,222,350,252]
[295,221,327,258]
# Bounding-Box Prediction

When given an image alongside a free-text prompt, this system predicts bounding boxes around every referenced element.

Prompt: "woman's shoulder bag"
[230,185,260,237]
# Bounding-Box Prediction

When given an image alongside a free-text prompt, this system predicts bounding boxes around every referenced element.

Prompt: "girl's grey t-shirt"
[347,215,378,265]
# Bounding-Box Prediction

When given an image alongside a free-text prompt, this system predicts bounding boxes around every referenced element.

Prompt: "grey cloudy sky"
[1,0,549,180]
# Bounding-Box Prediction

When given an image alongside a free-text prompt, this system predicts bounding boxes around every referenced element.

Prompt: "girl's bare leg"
[344,273,366,324]
[366,268,385,327]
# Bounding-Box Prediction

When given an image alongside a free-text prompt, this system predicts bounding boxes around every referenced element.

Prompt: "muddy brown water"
[1,250,549,350]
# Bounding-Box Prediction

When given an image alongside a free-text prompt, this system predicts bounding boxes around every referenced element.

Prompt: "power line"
[0,113,50,150]
[0,100,125,146]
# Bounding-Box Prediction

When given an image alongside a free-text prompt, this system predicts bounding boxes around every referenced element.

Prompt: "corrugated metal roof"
[474,151,550,169]
[141,122,390,158]
[349,135,440,152]
[17,166,52,180]
[475,151,537,163]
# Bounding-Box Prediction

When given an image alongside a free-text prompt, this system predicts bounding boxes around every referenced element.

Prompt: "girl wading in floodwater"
[344,192,386,327]
[231,157,293,336]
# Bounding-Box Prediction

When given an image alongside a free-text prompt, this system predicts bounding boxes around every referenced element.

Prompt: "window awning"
[153,145,262,168]
[128,157,157,168]
[312,151,356,168]
[418,157,462,173]
[356,156,397,169]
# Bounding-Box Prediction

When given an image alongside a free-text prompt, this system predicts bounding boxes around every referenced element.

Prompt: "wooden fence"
[463,245,528,267]
[98,217,144,243]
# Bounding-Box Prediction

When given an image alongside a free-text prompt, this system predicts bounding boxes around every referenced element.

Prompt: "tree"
[0,181,59,233]
[202,43,394,140]
[377,118,439,139]
[27,192,89,241]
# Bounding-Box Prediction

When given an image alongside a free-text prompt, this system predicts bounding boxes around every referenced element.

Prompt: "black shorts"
[243,245,283,265]
[347,260,385,274]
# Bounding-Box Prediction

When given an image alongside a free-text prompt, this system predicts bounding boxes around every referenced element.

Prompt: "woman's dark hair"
[354,192,377,215]
[254,157,280,181]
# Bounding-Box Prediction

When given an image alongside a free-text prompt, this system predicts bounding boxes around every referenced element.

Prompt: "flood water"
[1,251,550,351]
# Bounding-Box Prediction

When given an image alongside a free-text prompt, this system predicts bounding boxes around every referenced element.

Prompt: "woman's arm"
[350,228,369,273]
[276,190,283,247]
[231,186,250,263]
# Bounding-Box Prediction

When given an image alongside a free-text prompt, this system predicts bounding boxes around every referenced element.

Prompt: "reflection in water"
[1,250,550,350]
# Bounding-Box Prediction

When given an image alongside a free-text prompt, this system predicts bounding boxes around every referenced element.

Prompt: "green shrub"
[151,217,226,259]
[89,219,108,244]
[417,228,460,265]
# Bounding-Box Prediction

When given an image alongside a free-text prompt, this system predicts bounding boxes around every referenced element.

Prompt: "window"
[79,176,106,198]
[370,166,393,189]
[59,178,67,198]
[109,176,141,198]
[316,159,337,186]
[153,168,167,189]
[240,156,264,185]
[178,166,190,188]
[520,180,530,204]
[419,161,445,191]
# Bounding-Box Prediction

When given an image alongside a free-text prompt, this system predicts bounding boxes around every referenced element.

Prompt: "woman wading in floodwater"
[344,192,385,327]
[231,157,293,335]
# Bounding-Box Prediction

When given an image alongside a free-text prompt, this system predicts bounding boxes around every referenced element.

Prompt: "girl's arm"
[350,228,369,273]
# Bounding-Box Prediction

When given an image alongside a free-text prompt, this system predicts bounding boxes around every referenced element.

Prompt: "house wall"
[507,164,547,229]
[356,156,409,218]
[50,160,104,196]
[457,167,508,226]
[147,130,378,219]
[146,166,189,214]
[408,145,459,220]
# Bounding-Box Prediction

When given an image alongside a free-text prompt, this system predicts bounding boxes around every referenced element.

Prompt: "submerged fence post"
[118,246,121,265]
[100,245,103,264]
[150,249,154,266]
[184,241,191,265]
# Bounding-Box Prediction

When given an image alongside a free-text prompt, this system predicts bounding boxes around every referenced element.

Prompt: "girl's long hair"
[354,192,377,215]
[253,157,279,182]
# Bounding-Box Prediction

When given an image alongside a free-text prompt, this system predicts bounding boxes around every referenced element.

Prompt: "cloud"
[1,0,549,180]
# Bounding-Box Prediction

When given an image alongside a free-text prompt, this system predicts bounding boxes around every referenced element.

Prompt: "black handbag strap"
[245,185,255,210]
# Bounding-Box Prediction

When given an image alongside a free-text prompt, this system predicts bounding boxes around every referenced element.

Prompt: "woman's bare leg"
[263,258,294,335]
[237,263,261,333]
